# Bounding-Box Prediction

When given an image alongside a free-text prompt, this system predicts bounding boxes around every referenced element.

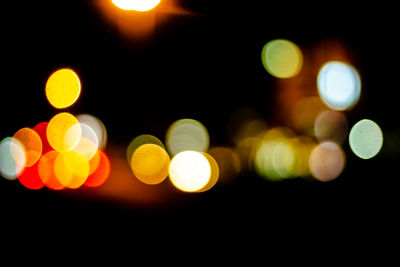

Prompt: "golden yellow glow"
[112,0,161,11]
[197,153,219,192]
[130,144,170,185]
[47,112,82,152]
[54,150,89,189]
[169,151,211,192]
[261,39,303,78]
[12,128,42,167]
[126,134,164,165]
[45,68,81,109]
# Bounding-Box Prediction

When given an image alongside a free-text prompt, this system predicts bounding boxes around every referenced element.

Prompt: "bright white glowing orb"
[112,0,161,12]
[317,61,361,110]
[169,151,211,192]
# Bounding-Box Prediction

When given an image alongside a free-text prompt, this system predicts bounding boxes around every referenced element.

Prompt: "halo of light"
[112,0,161,11]
[169,151,211,192]
[47,112,82,152]
[166,118,209,156]
[314,110,348,144]
[12,127,42,167]
[197,153,219,192]
[17,161,44,190]
[309,141,345,182]
[54,150,89,189]
[349,119,383,159]
[126,134,164,165]
[261,39,303,78]
[45,68,81,109]
[208,147,241,186]
[38,150,65,190]
[130,144,170,185]
[84,149,111,188]
[317,61,361,110]
[288,136,316,177]
[291,97,327,135]
[33,122,52,154]
[0,137,26,180]
[254,127,294,181]
[77,114,107,150]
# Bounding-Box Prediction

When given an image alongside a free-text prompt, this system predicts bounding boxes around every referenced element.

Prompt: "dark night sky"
[2,0,399,242]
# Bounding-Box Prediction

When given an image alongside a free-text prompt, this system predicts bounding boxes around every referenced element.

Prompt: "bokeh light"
[208,147,241,186]
[314,110,348,144]
[349,119,383,159]
[317,61,361,110]
[197,152,219,192]
[47,112,82,152]
[77,114,108,150]
[166,118,209,156]
[54,150,90,189]
[33,122,52,154]
[45,68,81,109]
[12,127,42,167]
[17,161,44,190]
[84,149,111,188]
[130,143,170,185]
[0,137,26,180]
[261,39,303,78]
[38,150,65,190]
[126,134,164,165]
[112,0,161,11]
[169,150,211,192]
[309,141,345,182]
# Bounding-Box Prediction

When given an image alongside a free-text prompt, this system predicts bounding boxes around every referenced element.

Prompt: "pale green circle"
[349,119,383,159]
[261,39,303,78]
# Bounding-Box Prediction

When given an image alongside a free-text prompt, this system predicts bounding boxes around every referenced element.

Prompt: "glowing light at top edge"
[349,119,383,159]
[166,118,209,156]
[317,61,361,111]
[112,0,161,11]
[261,39,303,78]
[169,150,211,192]
[45,68,81,109]
[130,143,170,185]
[0,137,26,180]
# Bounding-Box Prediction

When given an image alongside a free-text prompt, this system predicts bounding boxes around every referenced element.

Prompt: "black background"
[2,0,399,246]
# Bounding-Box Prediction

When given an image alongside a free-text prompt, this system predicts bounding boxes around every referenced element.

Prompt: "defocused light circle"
[0,137,26,180]
[309,141,345,182]
[166,119,209,156]
[314,110,348,144]
[317,61,361,110]
[47,112,82,152]
[126,134,164,165]
[45,68,81,109]
[54,150,89,189]
[169,151,211,192]
[84,149,111,188]
[261,39,303,78]
[12,127,42,167]
[208,147,241,186]
[38,150,65,190]
[112,0,161,11]
[349,119,383,159]
[33,122,52,154]
[197,153,219,192]
[18,162,44,190]
[77,114,107,150]
[131,144,170,185]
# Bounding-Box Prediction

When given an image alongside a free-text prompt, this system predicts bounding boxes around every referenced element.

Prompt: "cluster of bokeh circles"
[127,119,220,192]
[0,68,110,190]
[246,38,383,182]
